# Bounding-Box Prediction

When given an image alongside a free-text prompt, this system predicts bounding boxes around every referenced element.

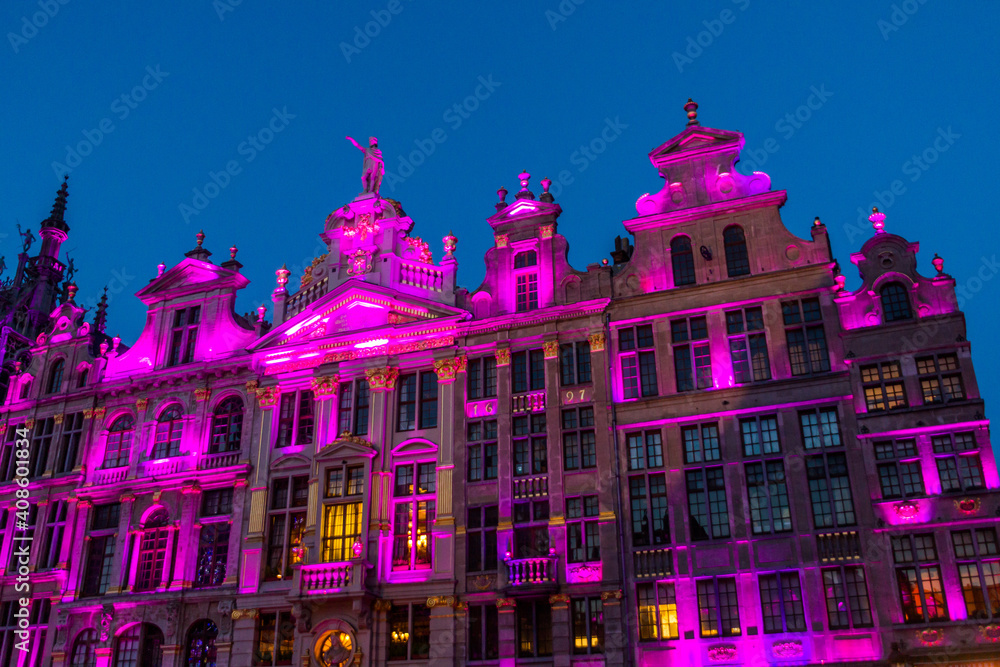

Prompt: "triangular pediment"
[648,126,744,167]
[487,198,561,225]
[135,258,249,304]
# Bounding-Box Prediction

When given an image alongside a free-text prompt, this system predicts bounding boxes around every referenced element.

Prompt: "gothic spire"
[93,287,108,334]
[42,175,70,233]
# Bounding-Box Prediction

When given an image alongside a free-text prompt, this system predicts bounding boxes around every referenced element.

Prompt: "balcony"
[140,457,188,477]
[298,561,369,596]
[633,547,673,578]
[513,475,548,499]
[505,551,559,588]
[92,465,128,486]
[511,391,545,414]
[398,259,445,292]
[817,531,863,562]
[198,451,242,470]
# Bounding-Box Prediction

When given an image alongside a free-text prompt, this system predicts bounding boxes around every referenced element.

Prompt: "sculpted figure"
[346,135,384,194]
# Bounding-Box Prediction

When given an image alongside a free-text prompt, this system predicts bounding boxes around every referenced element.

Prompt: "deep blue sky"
[3,2,998,443]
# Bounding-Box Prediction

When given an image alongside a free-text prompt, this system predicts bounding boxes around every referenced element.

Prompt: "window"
[861,362,907,411]
[687,467,729,540]
[28,417,55,478]
[627,430,663,471]
[799,408,841,449]
[392,463,436,571]
[572,597,604,654]
[255,611,294,666]
[388,604,430,661]
[727,307,770,383]
[265,476,308,580]
[516,600,553,658]
[672,317,711,391]
[893,534,947,623]
[514,250,539,312]
[806,453,856,528]
[467,420,498,482]
[397,372,438,431]
[740,415,780,456]
[168,305,200,366]
[823,566,873,629]
[103,415,134,468]
[195,523,229,587]
[0,428,15,482]
[619,324,658,399]
[637,582,678,641]
[513,414,547,476]
[9,505,37,571]
[952,528,1000,619]
[874,439,924,499]
[134,509,170,592]
[39,500,68,570]
[682,423,720,463]
[467,505,499,573]
[77,368,89,388]
[186,620,218,667]
[560,341,592,385]
[337,379,371,436]
[201,489,234,516]
[759,572,806,632]
[46,359,64,394]
[276,390,315,447]
[783,298,830,375]
[746,461,792,534]
[512,349,545,394]
[210,397,244,453]
[881,282,912,322]
[113,624,164,667]
[697,578,742,637]
[513,499,550,558]
[917,353,964,404]
[562,406,596,470]
[467,356,497,400]
[322,464,364,562]
[933,432,984,492]
[70,628,100,667]
[567,496,600,562]
[0,600,47,666]
[723,225,750,277]
[671,235,696,286]
[54,412,84,474]
[468,604,499,661]
[629,473,669,547]
[82,503,120,597]
[152,404,183,458]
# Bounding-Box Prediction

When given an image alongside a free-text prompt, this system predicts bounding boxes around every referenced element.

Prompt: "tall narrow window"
[209,397,244,453]
[152,405,183,458]
[255,611,294,667]
[103,415,134,469]
[513,499,550,558]
[682,423,720,463]
[265,476,308,581]
[619,324,658,399]
[467,419,498,482]
[933,432,984,492]
[0,428,16,482]
[566,496,600,562]
[562,406,596,471]
[82,503,120,597]
[759,572,806,632]
[512,349,545,394]
[39,500,68,570]
[671,235,696,286]
[823,566,873,629]
[46,359,64,394]
[71,628,100,667]
[560,341,592,385]
[53,412,83,474]
[467,356,497,400]
[881,282,912,322]
[723,225,750,277]
[468,604,499,661]
[467,505,499,573]
[514,250,539,312]
[392,462,436,571]
[746,461,792,534]
[951,528,1000,619]
[512,414,547,476]
[917,353,965,404]
[29,417,55,478]
[398,372,438,430]
[697,578,742,637]
[893,534,947,623]
[168,306,201,366]
[134,509,170,592]
[337,380,370,436]
[806,453,856,528]
[783,298,830,375]
[629,473,669,547]
[672,317,711,391]
[637,582,679,641]
[726,307,770,383]
[571,597,604,654]
[687,467,729,540]
[388,604,431,661]
[186,620,219,667]
[874,439,924,499]
[516,600,553,658]
[8,506,37,571]
[354,380,370,436]
[321,463,364,562]
[196,492,232,588]
[276,390,315,447]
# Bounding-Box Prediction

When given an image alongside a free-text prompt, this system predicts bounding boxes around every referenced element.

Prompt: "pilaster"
[108,493,135,594]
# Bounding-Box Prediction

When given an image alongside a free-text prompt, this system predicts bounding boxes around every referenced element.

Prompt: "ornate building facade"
[0,103,998,667]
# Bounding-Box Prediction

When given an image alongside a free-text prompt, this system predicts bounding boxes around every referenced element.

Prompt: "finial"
[276,264,290,288]
[813,216,822,226]
[230,245,238,260]
[541,177,552,193]
[539,177,554,203]
[66,283,78,303]
[256,304,267,323]
[112,336,121,351]
[157,262,166,278]
[99,340,109,355]
[685,98,699,126]
[932,253,944,274]
[196,230,206,247]
[834,274,846,292]
[496,186,508,211]
[515,171,534,200]
[868,206,886,233]
[443,231,458,257]
[601,258,609,266]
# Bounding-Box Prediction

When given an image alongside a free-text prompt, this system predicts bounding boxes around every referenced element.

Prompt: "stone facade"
[0,103,997,667]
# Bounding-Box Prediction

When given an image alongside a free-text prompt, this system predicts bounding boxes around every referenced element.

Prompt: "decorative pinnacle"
[443,230,458,257]
[518,171,531,191]
[932,253,944,274]
[685,98,699,126]
[813,216,822,226]
[196,230,206,247]
[541,177,552,193]
[275,263,290,288]
[43,175,70,230]
[66,283,78,303]
[256,304,267,323]
[230,245,238,260]
[157,262,166,278]
[868,207,886,233]
[497,186,508,202]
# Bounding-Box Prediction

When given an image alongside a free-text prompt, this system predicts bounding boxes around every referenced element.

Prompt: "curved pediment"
[272,452,312,470]
[316,434,378,461]
[391,438,438,458]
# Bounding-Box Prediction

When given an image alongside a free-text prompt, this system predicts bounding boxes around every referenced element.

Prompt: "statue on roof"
[17,224,35,253]
[64,254,76,283]
[346,135,384,195]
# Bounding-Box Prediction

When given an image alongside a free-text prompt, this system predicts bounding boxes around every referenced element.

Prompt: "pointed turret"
[41,176,70,233]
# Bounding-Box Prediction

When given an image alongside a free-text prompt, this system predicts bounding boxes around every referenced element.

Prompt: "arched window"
[18,379,31,400]
[134,509,170,592]
[70,628,100,667]
[77,368,89,388]
[723,225,750,277]
[113,623,164,667]
[671,236,696,286]
[47,359,65,394]
[103,415,135,468]
[186,620,219,667]
[881,282,913,322]
[210,397,244,453]
[152,405,183,458]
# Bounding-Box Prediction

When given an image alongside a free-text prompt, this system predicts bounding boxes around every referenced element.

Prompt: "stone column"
[427,596,458,665]
[230,609,259,665]
[310,374,340,446]
[549,594,572,666]
[94,647,112,667]
[496,598,517,667]
[224,478,248,586]
[107,493,135,594]
[170,483,201,590]
[62,498,90,600]
[599,589,626,664]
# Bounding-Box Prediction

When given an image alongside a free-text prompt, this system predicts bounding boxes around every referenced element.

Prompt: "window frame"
[783,298,830,376]
[264,476,309,581]
[388,603,431,661]
[562,405,596,471]
[466,356,498,400]
[892,533,948,623]
[916,352,964,405]
[880,282,913,322]
[726,307,771,383]
[275,389,315,448]
[209,396,244,454]
[671,235,696,286]
[822,565,873,629]
[861,361,907,412]
[951,527,1000,619]
[566,495,600,563]
[560,341,592,386]
[466,505,499,574]
[806,452,856,529]
[873,438,924,499]
[321,461,365,563]
[397,371,438,431]
[391,462,436,572]
[758,571,807,633]
[696,577,742,638]
[466,419,498,482]
[152,404,184,459]
[102,414,135,469]
[686,466,730,541]
[571,596,604,655]
[168,305,201,366]
[723,225,750,277]
[672,316,711,391]
[637,582,679,641]
[619,324,658,399]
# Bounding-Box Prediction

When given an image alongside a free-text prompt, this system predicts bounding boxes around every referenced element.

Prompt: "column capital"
[432,356,467,383]
[588,332,606,352]
[543,339,559,359]
[365,367,399,391]
[256,386,281,408]
[310,374,340,398]
[495,347,511,367]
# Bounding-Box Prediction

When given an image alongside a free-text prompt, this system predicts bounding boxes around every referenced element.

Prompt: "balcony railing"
[285,276,329,320]
[398,259,444,292]
[817,531,862,562]
[140,457,186,477]
[93,465,128,486]
[511,391,545,414]
[300,561,354,595]
[513,475,548,499]
[198,451,241,470]
[633,547,673,579]
[505,552,558,587]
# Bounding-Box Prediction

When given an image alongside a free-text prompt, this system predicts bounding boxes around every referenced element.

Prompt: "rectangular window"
[338,380,371,436]
[467,356,498,400]
[629,473,669,547]
[682,422,720,463]
[516,600,553,658]
[823,566,873,629]
[324,464,364,498]
[29,417,55,478]
[783,298,830,375]
[933,432,984,492]
[562,406,596,471]
[874,439,924,498]
[627,430,663,471]
[727,307,771,383]
[513,414,547,477]
[861,361,907,411]
[697,577,742,637]
[388,604,431,661]
[759,572,807,632]
[619,324,658,399]
[951,528,1000,619]
[38,500,68,570]
[806,453,856,528]
[468,604,499,661]
[746,460,792,534]
[467,505,499,573]
[513,500,550,559]
[265,476,308,581]
[512,349,545,394]
[81,503,120,597]
[571,597,604,654]
[0,599,50,667]
[168,305,201,366]
[687,467,729,540]
[566,496,600,562]
[893,534,947,623]
[740,415,781,456]
[0,428,16,482]
[392,463,436,571]
[201,488,234,516]
[54,412,84,474]
[255,611,294,667]
[637,582,679,641]
[275,390,315,447]
[9,506,37,571]
[799,408,842,449]
[321,502,362,562]
[516,272,539,312]
[397,371,438,431]
[195,523,230,587]
[917,353,965,404]
[467,420,498,482]
[672,317,710,391]
[560,341,592,386]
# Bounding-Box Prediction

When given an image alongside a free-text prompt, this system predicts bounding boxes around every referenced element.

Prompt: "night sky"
[3,2,997,450]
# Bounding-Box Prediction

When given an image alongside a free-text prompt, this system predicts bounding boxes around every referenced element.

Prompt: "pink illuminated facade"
[0,102,998,667]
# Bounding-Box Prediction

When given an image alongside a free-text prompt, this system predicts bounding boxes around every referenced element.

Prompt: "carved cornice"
[426,596,457,608]
[365,367,399,391]
[495,598,516,610]
[494,233,509,248]
[548,593,570,608]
